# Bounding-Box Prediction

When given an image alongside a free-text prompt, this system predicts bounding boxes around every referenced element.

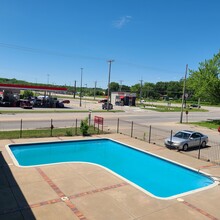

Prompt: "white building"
[111,92,136,106]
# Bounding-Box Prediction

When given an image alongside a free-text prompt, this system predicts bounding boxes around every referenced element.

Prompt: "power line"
[0,42,183,75]
[0,42,106,61]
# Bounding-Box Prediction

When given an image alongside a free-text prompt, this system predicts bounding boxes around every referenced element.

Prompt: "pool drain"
[61,196,69,201]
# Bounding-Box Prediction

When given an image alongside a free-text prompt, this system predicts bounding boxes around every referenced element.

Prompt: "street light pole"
[84,84,87,108]
[94,81,97,100]
[180,64,188,123]
[140,79,143,103]
[73,80,76,99]
[80,68,83,107]
[107,60,114,111]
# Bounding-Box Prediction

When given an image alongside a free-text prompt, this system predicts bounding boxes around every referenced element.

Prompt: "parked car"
[164,130,208,151]
[190,104,201,108]
[56,101,64,108]
[102,102,113,110]
[20,100,33,109]
[61,99,70,104]
[98,99,108,103]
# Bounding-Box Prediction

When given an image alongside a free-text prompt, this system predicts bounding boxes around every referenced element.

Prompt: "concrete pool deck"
[0,134,220,220]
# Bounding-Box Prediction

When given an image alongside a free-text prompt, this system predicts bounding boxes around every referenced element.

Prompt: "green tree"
[80,117,89,136]
[143,82,157,99]
[188,51,220,103]
[155,81,167,97]
[121,85,130,92]
[166,81,182,99]
[23,90,34,98]
[110,82,119,92]
[130,83,140,97]
[105,82,119,95]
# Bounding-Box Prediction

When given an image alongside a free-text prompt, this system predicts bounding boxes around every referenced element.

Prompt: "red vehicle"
[61,99,70,104]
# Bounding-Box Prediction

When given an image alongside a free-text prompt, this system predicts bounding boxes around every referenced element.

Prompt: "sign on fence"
[94,116,104,133]
[94,116,103,125]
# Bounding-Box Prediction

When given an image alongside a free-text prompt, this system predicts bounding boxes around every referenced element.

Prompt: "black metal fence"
[104,118,220,165]
[1,117,219,165]
[0,117,104,138]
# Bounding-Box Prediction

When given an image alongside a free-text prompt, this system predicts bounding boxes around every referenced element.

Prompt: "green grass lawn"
[0,127,106,139]
[140,104,208,112]
[190,120,220,130]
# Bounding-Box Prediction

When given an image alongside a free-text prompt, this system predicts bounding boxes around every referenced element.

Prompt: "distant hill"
[0,77,30,85]
[0,78,104,94]
[0,77,65,88]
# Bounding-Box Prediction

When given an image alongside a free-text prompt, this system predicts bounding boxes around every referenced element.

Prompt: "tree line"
[108,50,220,104]
[1,50,220,104]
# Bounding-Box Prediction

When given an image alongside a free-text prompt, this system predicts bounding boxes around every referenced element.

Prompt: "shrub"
[65,129,73,136]
[80,117,89,136]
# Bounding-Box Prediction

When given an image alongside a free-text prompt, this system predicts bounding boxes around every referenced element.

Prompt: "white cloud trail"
[113,16,132,29]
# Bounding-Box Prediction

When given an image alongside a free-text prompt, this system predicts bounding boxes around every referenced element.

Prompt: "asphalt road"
[1,100,220,142]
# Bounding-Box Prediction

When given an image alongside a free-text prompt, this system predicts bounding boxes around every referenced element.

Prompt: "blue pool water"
[9,139,214,198]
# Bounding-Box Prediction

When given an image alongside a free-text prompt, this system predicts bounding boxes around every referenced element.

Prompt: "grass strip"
[0,127,106,139]
[140,104,208,112]
[190,120,220,130]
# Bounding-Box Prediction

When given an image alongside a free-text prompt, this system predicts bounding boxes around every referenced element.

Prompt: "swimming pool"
[8,138,216,199]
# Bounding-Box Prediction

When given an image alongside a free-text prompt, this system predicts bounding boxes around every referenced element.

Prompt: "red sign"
[94,116,103,125]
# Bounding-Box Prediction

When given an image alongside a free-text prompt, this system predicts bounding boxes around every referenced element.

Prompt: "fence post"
[198,136,201,159]
[148,125,151,143]
[170,130,173,149]
[117,118,119,133]
[20,119,22,138]
[88,110,91,126]
[75,119,78,135]
[131,121,134,137]
[98,122,100,134]
[50,119,53,137]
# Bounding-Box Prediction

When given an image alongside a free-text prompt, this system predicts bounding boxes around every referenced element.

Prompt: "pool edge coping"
[5,137,219,200]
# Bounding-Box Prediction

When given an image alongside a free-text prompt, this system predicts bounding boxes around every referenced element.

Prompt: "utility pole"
[107,60,114,111]
[73,80,76,99]
[119,80,123,91]
[140,79,143,103]
[94,81,97,100]
[80,68,83,107]
[84,84,87,107]
[180,64,188,123]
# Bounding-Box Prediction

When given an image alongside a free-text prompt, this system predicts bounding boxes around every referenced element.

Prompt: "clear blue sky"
[0,0,220,89]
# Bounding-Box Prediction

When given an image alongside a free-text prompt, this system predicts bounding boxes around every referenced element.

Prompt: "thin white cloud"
[113,16,132,29]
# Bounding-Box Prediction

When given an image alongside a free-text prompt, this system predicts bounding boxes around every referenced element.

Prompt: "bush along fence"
[113,118,220,165]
